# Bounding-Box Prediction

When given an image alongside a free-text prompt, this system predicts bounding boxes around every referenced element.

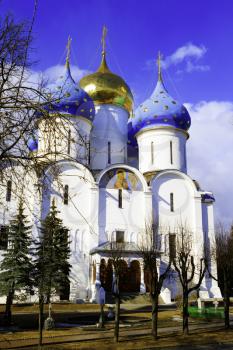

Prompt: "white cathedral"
[0,34,221,303]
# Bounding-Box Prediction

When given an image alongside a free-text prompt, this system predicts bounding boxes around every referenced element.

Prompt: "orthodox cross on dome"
[101,25,107,55]
[156,51,163,81]
[65,35,72,68]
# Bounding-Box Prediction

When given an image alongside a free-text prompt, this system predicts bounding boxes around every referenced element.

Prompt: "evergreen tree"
[0,199,33,325]
[34,199,71,303]
[33,199,71,346]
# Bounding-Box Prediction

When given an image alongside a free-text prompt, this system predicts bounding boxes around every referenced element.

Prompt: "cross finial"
[101,25,107,55]
[66,35,72,68]
[156,51,163,81]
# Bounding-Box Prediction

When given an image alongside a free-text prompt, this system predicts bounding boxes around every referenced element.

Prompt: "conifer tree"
[34,199,71,303]
[0,199,33,325]
[33,199,71,346]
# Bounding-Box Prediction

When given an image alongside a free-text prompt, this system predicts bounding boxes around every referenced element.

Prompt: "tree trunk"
[114,294,120,342]
[99,304,104,328]
[223,272,230,329]
[4,281,15,326]
[114,274,120,343]
[151,293,159,339]
[38,293,44,349]
[183,290,189,335]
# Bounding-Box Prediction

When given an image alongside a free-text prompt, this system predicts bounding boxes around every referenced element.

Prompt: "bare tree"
[171,226,207,335]
[208,224,233,329]
[0,7,92,226]
[138,222,171,340]
[109,241,125,343]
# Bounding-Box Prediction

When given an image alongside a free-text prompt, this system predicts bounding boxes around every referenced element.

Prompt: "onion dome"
[45,37,95,122]
[79,27,133,114]
[128,53,191,141]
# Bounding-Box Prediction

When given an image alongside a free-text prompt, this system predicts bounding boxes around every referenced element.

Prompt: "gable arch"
[97,164,148,192]
[42,159,96,188]
[151,169,199,197]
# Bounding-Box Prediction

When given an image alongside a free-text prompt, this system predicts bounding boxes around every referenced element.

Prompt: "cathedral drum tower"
[80,27,134,171]
[37,37,95,164]
[128,53,221,299]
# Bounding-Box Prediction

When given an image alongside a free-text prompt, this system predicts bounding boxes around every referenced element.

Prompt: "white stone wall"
[41,160,98,299]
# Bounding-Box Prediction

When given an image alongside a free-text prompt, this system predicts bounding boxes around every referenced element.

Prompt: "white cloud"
[25,64,90,88]
[44,64,91,83]
[186,101,233,227]
[145,43,210,74]
[186,60,210,73]
[163,43,207,68]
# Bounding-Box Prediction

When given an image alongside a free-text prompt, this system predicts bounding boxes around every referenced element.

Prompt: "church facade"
[0,37,221,303]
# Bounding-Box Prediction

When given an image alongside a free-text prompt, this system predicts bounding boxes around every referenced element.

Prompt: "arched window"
[118,189,122,208]
[6,180,12,202]
[169,233,176,259]
[64,185,69,205]
[151,141,154,164]
[170,192,174,212]
[116,230,124,243]
[170,141,173,164]
[67,129,71,155]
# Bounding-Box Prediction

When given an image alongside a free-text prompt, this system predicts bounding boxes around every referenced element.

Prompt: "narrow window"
[64,185,69,205]
[169,233,176,259]
[151,141,154,164]
[108,141,111,164]
[170,141,173,164]
[118,189,122,208]
[0,226,9,250]
[6,180,12,202]
[116,230,124,243]
[67,129,71,155]
[170,192,174,212]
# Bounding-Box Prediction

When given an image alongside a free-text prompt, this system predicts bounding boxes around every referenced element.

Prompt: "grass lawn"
[0,303,100,314]
[0,303,232,349]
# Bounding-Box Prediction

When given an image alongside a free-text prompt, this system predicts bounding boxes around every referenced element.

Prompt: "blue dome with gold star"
[128,62,191,143]
[45,63,95,122]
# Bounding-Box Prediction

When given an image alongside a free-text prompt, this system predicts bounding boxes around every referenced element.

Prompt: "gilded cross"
[66,35,72,67]
[156,51,163,81]
[101,26,107,54]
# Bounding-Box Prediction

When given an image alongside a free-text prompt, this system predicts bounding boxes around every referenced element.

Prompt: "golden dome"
[79,53,134,114]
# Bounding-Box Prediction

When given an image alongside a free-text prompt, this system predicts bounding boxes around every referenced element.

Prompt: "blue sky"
[2,0,233,104]
[1,0,233,226]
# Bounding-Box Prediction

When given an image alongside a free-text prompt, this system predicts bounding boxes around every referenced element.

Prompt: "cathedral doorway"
[129,260,140,292]
[100,258,113,292]
[99,258,141,293]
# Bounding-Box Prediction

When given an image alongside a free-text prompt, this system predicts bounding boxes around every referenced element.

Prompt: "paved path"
[0,321,229,349]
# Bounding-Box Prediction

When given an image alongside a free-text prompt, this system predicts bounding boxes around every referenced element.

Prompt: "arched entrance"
[100,259,113,292]
[119,260,129,292]
[99,258,141,293]
[129,260,141,292]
